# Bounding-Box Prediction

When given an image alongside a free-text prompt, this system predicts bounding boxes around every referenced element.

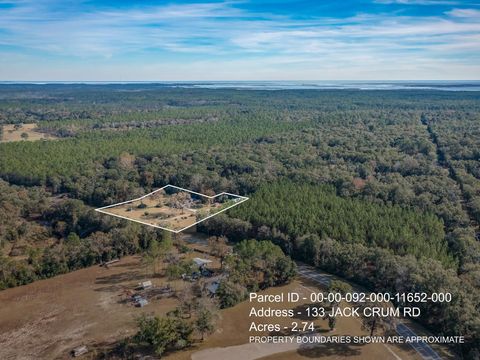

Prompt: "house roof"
[193,257,213,267]
[206,281,220,294]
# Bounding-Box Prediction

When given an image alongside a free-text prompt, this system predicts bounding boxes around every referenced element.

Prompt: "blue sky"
[0,0,479,80]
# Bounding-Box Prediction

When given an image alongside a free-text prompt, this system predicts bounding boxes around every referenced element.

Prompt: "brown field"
[98,187,231,232]
[0,244,223,360]
[1,123,57,142]
[105,195,198,230]
[0,255,178,360]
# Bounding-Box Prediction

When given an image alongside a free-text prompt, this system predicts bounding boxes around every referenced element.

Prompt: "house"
[201,268,213,277]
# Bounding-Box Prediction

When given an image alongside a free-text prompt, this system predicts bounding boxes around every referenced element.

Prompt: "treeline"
[0,180,161,289]
[1,88,476,274]
[0,220,159,289]
[423,111,480,228]
[1,108,470,233]
[294,236,479,359]
[1,84,479,125]
[0,116,312,183]
[225,182,452,264]
[37,107,224,134]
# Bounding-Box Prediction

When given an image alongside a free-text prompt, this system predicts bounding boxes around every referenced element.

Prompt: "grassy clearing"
[1,123,57,142]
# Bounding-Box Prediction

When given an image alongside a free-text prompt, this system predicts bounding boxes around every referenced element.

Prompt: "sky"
[0,0,479,81]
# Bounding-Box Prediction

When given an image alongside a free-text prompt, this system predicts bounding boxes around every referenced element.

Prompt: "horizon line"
[1,80,480,83]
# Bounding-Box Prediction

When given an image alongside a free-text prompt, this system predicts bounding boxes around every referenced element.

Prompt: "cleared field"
[1,123,57,142]
[104,193,199,230]
[0,255,181,360]
[0,243,224,360]
[97,185,247,232]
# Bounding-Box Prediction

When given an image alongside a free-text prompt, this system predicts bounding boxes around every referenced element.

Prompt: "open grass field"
[1,124,57,142]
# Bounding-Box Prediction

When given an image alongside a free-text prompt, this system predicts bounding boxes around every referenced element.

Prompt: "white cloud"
[0,1,479,79]
[447,8,480,17]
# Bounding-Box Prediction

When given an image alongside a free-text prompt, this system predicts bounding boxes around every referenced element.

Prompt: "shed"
[138,280,152,290]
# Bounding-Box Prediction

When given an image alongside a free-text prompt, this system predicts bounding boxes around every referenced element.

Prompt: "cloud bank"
[0,0,479,80]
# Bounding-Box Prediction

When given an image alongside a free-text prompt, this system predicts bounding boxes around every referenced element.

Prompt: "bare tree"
[208,236,230,270]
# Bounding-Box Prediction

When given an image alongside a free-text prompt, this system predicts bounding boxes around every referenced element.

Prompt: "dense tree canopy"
[229,181,451,264]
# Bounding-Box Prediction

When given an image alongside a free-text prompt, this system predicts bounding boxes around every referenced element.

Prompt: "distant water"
[172,80,480,91]
[1,80,480,91]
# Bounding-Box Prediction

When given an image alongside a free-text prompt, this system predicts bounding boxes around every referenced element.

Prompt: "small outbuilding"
[138,280,153,290]
[193,257,212,268]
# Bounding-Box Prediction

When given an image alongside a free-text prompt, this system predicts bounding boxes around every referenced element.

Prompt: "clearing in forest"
[0,123,57,142]
[95,185,248,233]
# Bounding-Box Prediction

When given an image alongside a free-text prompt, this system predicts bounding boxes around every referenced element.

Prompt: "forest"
[0,84,479,358]
[228,182,451,264]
